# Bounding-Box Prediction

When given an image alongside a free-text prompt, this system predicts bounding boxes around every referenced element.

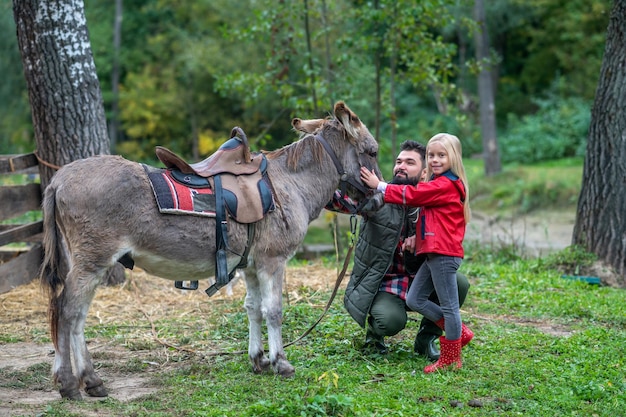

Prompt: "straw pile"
[0,262,343,342]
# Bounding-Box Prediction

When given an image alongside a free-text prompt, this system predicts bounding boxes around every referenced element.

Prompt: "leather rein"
[313,133,373,214]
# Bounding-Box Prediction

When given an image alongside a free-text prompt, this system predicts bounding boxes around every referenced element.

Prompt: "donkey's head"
[292,101,380,203]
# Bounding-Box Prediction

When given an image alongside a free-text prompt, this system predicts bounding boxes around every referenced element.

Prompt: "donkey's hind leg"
[243,267,271,373]
[54,268,107,399]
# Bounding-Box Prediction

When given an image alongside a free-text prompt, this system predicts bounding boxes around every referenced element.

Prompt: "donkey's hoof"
[60,387,83,401]
[252,356,272,374]
[276,360,295,378]
[85,383,108,398]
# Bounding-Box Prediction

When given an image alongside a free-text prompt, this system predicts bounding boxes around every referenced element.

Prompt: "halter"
[314,133,373,214]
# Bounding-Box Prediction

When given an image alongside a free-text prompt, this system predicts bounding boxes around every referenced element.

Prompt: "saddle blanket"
[146,167,217,217]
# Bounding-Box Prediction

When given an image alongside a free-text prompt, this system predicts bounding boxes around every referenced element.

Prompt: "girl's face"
[427,142,451,175]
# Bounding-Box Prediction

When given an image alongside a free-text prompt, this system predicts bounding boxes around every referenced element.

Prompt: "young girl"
[360,133,473,373]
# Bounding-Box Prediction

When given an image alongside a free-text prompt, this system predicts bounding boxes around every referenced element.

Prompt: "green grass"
[4,248,625,416]
[6,158,623,416]
[465,157,583,213]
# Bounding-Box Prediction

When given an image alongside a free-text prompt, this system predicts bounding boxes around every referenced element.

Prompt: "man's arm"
[325,190,385,215]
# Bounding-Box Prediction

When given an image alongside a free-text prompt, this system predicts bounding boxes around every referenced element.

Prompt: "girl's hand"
[360,166,380,189]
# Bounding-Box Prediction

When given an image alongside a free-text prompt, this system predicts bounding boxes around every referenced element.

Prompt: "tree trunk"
[388,4,398,158]
[13,0,111,187]
[474,0,501,176]
[321,0,333,109]
[109,0,122,153]
[303,0,318,112]
[373,0,381,142]
[573,0,626,287]
[13,0,124,286]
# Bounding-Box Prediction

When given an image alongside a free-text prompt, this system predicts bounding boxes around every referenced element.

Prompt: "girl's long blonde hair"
[426,133,471,224]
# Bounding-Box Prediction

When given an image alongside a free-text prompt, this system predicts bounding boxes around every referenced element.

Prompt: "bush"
[499,96,591,164]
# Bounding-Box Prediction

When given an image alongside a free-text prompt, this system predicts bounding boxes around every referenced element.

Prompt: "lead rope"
[282,214,358,348]
[138,215,359,357]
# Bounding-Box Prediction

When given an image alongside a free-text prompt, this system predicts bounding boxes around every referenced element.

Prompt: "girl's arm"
[385,177,459,207]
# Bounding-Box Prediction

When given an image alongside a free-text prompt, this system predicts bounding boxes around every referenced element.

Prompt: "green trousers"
[368,272,470,337]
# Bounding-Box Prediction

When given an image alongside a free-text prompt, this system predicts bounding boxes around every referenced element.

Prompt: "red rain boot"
[434,318,474,348]
[424,337,462,374]
[461,323,474,348]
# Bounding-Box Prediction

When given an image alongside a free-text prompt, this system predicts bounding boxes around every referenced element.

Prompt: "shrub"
[499,96,591,164]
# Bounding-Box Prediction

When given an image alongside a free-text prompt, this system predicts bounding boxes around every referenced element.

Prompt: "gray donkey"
[40,101,380,400]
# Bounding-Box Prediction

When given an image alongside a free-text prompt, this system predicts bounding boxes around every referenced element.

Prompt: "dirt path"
[319,209,576,257]
[465,210,576,256]
[0,263,340,416]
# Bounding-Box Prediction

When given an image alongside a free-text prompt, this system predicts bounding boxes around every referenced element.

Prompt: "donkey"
[40,101,380,400]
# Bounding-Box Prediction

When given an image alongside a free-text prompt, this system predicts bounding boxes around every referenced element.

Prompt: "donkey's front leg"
[243,268,271,373]
[259,263,295,378]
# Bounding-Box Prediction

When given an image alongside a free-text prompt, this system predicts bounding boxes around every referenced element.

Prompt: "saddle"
[155,127,273,224]
[154,127,274,296]
[155,127,263,177]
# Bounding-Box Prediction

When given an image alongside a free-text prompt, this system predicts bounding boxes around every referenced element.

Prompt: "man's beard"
[391,173,419,186]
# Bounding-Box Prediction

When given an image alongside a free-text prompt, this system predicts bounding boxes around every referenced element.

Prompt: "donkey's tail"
[40,181,65,349]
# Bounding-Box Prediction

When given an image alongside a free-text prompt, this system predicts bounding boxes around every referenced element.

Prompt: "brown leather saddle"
[155,126,264,178]
[155,127,274,296]
[155,127,273,224]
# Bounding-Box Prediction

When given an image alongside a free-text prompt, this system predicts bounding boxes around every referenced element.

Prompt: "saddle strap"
[214,175,230,287]
[205,223,255,297]
[206,175,257,297]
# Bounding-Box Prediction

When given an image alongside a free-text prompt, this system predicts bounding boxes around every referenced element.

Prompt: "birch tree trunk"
[13,0,124,285]
[13,0,110,188]
[573,0,626,287]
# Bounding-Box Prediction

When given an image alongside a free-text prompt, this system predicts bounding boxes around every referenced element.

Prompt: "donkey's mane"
[266,118,344,171]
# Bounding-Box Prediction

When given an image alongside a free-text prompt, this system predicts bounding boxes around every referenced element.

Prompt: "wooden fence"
[0,153,43,294]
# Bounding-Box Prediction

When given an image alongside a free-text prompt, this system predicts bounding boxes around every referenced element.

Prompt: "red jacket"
[383,171,466,258]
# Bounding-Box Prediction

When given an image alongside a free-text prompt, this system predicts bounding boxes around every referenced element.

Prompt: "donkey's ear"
[334,101,361,126]
[292,117,325,133]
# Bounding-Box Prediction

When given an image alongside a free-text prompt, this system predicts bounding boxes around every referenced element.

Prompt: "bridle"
[314,133,374,214]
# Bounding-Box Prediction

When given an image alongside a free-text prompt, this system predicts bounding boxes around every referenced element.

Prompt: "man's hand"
[360,166,380,189]
[402,235,416,253]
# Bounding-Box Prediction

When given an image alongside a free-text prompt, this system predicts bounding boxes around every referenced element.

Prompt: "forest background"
[0,0,608,178]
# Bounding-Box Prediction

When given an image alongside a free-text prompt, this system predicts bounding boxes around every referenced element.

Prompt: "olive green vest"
[344,204,413,328]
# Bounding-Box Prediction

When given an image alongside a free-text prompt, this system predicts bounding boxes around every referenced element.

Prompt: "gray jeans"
[406,254,463,340]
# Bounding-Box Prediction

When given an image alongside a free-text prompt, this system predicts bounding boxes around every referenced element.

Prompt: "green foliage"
[0,4,32,153]
[489,0,608,119]
[468,157,582,213]
[2,0,611,168]
[539,245,598,275]
[499,91,591,164]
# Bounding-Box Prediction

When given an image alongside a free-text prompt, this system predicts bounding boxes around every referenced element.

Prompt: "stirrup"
[175,281,199,290]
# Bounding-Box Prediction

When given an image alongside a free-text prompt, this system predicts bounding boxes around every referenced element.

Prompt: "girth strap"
[214,175,230,288]
[205,223,255,297]
[205,174,255,297]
